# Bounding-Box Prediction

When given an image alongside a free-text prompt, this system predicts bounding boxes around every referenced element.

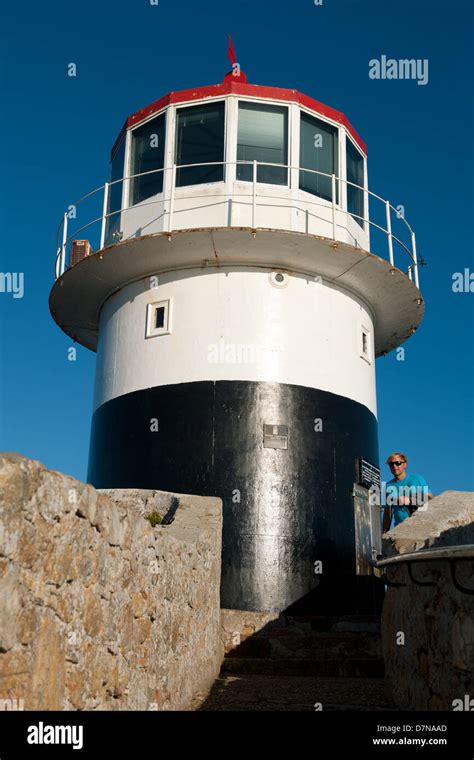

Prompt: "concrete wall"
[381,491,474,710]
[0,453,223,710]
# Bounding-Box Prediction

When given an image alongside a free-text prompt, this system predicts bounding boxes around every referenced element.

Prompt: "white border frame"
[346,132,368,233]
[360,322,372,364]
[297,107,342,206]
[173,99,228,188]
[125,109,167,209]
[146,299,172,338]
[235,99,291,189]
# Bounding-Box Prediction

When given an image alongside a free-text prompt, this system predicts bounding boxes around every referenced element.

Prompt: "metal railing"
[54,160,420,288]
[372,545,474,595]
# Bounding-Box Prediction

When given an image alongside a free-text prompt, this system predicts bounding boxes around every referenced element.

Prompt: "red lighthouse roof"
[113,75,366,157]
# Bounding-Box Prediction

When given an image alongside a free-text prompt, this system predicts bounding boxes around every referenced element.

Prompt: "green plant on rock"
[145,511,162,527]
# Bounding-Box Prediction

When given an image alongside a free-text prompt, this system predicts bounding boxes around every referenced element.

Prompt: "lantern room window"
[347,139,365,227]
[299,112,338,202]
[105,136,125,245]
[237,102,288,185]
[130,113,166,204]
[175,102,225,187]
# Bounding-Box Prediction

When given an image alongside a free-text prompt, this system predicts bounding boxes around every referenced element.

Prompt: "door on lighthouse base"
[353,483,382,575]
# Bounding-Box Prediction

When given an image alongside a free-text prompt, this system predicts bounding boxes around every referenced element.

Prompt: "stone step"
[221,610,382,654]
[238,617,381,639]
[227,631,382,660]
[285,614,381,634]
[221,657,385,678]
[196,673,394,711]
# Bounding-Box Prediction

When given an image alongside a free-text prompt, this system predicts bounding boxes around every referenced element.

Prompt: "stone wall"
[0,453,223,710]
[221,609,280,653]
[381,491,474,710]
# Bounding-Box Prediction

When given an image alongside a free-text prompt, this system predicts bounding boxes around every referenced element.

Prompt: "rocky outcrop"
[0,453,223,710]
[381,491,474,710]
[383,490,474,557]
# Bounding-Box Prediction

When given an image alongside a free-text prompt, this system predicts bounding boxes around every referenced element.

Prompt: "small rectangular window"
[131,113,166,205]
[347,139,365,228]
[237,102,288,185]
[299,113,338,202]
[155,306,165,329]
[175,102,225,187]
[360,326,371,363]
[146,300,171,338]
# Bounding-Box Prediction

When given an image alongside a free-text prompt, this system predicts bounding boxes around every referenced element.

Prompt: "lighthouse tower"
[50,63,424,613]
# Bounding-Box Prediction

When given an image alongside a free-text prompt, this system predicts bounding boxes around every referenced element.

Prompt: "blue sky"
[0,0,473,494]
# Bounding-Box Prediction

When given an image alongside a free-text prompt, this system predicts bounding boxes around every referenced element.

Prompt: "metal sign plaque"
[263,424,288,450]
[357,458,381,490]
[353,482,382,575]
[352,484,369,501]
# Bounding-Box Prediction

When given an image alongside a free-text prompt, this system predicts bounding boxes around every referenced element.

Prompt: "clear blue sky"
[1,0,473,494]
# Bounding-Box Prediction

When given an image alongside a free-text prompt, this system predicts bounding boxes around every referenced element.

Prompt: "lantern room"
[104,76,369,250]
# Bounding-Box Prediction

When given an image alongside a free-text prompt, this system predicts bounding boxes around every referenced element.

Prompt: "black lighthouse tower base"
[88,379,381,613]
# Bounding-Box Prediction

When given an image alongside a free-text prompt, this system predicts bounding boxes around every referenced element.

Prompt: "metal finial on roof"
[225,34,248,83]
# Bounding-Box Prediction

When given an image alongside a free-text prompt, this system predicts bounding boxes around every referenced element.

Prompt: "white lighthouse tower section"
[92,268,377,416]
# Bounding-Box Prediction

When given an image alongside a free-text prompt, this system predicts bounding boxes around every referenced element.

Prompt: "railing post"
[411,231,420,289]
[331,174,337,240]
[252,160,257,229]
[407,266,413,282]
[55,248,61,279]
[365,187,369,237]
[168,164,176,233]
[99,182,109,249]
[61,212,68,274]
[385,200,394,266]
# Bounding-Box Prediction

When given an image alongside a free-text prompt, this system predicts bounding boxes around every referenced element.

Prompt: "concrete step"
[226,631,382,661]
[196,673,394,711]
[221,656,384,678]
[284,614,381,634]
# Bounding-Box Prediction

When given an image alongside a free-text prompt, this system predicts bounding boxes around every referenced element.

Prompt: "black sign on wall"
[356,457,381,490]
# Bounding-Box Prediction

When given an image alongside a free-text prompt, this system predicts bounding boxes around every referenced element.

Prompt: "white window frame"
[126,108,168,208]
[106,133,127,242]
[173,99,227,188]
[360,323,372,364]
[236,99,291,189]
[346,132,367,232]
[146,299,171,338]
[297,107,342,207]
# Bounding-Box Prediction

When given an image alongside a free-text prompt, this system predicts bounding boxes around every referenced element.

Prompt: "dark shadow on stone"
[161,496,179,526]
[284,575,385,617]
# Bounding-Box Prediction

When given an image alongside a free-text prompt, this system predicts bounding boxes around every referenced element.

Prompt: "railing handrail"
[55,159,420,287]
[57,160,414,238]
[58,189,403,255]
[376,545,474,567]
